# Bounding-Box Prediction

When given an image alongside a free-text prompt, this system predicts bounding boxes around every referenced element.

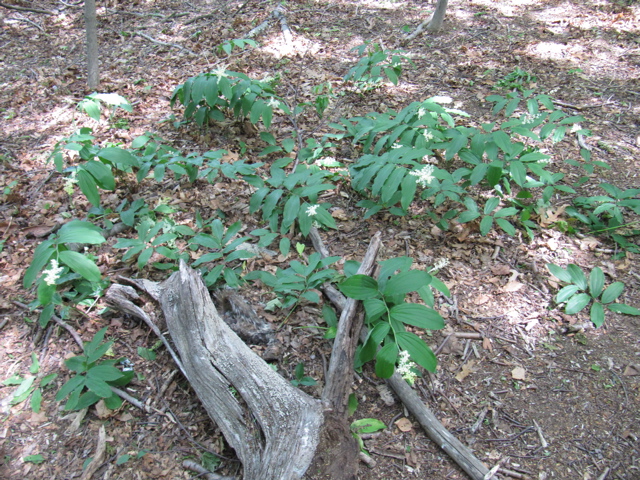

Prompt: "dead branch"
[0,2,54,14]
[322,231,382,415]
[133,31,197,55]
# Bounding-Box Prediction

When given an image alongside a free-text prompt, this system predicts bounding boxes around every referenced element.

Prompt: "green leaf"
[83,160,115,190]
[97,147,139,167]
[389,304,444,330]
[565,293,591,315]
[607,303,640,315]
[363,298,387,322]
[23,454,45,465]
[31,387,43,413]
[58,250,102,282]
[339,275,380,300]
[282,195,301,232]
[375,343,398,379]
[590,302,605,328]
[383,270,431,297]
[396,331,438,372]
[84,327,108,356]
[55,375,86,401]
[23,241,55,288]
[351,418,386,434]
[547,263,572,283]
[566,264,587,290]
[348,393,358,416]
[87,365,124,382]
[601,282,624,304]
[77,169,100,206]
[85,376,114,398]
[556,285,581,303]
[479,215,493,236]
[588,267,605,299]
[58,220,106,245]
[37,281,56,305]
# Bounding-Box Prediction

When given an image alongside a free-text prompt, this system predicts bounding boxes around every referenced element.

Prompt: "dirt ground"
[1,0,639,479]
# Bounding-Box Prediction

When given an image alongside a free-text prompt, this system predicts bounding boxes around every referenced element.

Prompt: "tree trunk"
[427,0,449,33]
[84,0,99,90]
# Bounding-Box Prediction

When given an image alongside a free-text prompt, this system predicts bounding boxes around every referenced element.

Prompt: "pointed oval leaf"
[601,282,624,304]
[565,293,591,315]
[590,302,605,328]
[383,270,431,297]
[58,250,102,283]
[339,275,379,300]
[389,303,444,331]
[547,263,572,283]
[556,285,581,303]
[375,343,398,379]
[396,331,438,372]
[606,303,640,315]
[567,264,587,290]
[58,220,106,245]
[589,267,605,299]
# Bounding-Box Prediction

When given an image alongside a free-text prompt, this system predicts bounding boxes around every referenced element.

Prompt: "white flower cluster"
[429,257,449,273]
[397,350,418,385]
[315,156,336,167]
[521,112,544,125]
[306,204,319,216]
[409,164,435,187]
[43,259,64,286]
[423,129,434,142]
[267,97,280,109]
[64,170,77,196]
[417,107,426,119]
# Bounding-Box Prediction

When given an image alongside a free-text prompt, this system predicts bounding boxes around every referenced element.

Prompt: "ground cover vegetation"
[1,0,639,479]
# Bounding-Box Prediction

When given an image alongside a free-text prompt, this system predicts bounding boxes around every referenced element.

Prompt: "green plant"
[290,362,317,387]
[547,263,640,327]
[55,327,134,411]
[249,163,337,234]
[338,257,446,378]
[245,244,339,313]
[350,418,386,454]
[23,220,106,327]
[170,69,281,129]
[2,353,57,413]
[495,67,537,92]
[217,38,258,56]
[344,42,411,92]
[2,179,18,196]
[78,92,133,122]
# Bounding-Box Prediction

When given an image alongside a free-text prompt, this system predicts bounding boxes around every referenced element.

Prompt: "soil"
[1,1,639,479]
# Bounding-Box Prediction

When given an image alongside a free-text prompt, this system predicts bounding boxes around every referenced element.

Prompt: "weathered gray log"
[110,261,323,479]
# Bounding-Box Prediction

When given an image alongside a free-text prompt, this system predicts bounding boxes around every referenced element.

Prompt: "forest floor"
[1,0,640,479]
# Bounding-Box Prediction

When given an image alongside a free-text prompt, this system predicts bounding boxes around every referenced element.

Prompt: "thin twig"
[134,31,197,55]
[0,2,54,14]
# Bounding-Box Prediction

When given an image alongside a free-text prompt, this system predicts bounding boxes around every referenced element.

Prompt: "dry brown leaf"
[473,294,490,305]
[330,208,349,221]
[623,364,640,376]
[482,337,493,351]
[395,417,413,432]
[511,366,526,380]
[455,360,476,382]
[491,264,511,276]
[503,281,524,293]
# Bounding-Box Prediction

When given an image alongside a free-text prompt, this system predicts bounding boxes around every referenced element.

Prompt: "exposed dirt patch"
[1,1,639,479]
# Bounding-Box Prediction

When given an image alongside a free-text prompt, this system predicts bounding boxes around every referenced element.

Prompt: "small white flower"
[43,259,64,286]
[423,129,434,142]
[397,350,418,385]
[417,107,426,119]
[315,156,336,167]
[306,204,319,216]
[429,257,449,273]
[212,64,228,77]
[570,123,582,133]
[63,171,77,196]
[391,143,402,149]
[267,97,280,109]
[409,165,435,187]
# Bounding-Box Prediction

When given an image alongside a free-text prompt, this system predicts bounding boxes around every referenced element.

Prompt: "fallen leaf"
[395,417,412,432]
[503,281,524,292]
[623,364,640,376]
[455,360,476,382]
[491,264,511,276]
[511,366,526,380]
[330,208,349,221]
[473,294,490,305]
[482,337,493,351]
